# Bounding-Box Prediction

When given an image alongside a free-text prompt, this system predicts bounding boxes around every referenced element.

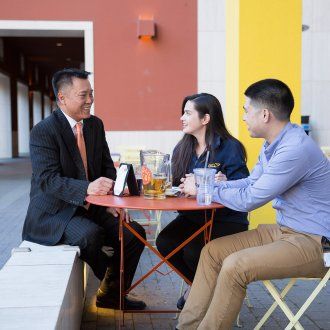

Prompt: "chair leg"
[154,210,162,238]
[173,279,186,320]
[285,269,330,330]
[236,291,252,327]
[254,279,302,330]
[131,210,162,247]
[236,313,242,328]
[245,291,253,308]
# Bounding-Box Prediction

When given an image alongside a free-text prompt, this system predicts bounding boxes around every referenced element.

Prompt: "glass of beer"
[140,150,169,199]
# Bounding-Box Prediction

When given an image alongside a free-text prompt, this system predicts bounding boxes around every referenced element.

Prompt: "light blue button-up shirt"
[213,123,330,239]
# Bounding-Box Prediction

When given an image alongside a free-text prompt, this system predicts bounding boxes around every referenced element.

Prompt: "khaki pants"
[178,224,327,330]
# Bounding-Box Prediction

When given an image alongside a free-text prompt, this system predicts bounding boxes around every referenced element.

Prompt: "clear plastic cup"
[193,168,216,205]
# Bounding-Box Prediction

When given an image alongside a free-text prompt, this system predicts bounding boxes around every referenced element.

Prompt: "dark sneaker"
[176,294,186,310]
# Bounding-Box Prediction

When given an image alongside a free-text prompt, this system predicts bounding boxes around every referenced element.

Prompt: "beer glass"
[140,150,168,199]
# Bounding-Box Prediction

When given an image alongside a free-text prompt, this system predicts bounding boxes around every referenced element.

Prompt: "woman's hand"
[179,173,197,197]
[215,171,227,183]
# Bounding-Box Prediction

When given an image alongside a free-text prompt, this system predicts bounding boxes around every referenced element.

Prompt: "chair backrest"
[321,146,330,159]
[117,145,146,169]
[110,152,121,168]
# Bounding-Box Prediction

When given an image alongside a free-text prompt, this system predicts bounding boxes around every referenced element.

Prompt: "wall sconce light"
[137,17,156,40]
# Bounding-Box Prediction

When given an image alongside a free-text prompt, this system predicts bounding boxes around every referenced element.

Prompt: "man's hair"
[244,79,294,121]
[52,68,91,100]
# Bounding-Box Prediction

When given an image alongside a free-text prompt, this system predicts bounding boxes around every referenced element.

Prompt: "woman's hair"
[172,93,247,185]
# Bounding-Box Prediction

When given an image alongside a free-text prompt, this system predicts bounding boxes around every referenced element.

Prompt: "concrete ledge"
[0,241,85,330]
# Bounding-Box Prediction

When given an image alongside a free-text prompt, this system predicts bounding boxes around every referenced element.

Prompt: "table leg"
[118,207,217,313]
[207,209,215,242]
[123,216,214,291]
[119,209,125,320]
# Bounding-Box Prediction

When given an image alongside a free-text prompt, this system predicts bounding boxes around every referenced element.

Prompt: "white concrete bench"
[0,241,85,330]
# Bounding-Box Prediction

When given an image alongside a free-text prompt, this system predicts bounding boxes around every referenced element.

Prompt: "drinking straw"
[203,150,210,184]
[204,150,210,170]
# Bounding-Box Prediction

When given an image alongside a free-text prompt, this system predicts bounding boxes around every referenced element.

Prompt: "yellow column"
[226,0,302,228]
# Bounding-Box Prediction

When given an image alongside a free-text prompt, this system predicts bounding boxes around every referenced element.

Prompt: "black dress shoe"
[122,296,147,310]
[176,294,186,310]
[96,290,146,310]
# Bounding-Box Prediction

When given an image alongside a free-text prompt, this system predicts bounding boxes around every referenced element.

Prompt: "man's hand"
[179,173,197,197]
[106,208,131,223]
[215,171,227,183]
[87,177,114,195]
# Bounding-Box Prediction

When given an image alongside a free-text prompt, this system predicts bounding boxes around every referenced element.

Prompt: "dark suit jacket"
[22,109,117,245]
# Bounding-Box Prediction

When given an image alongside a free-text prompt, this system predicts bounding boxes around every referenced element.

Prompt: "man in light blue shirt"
[177,79,330,330]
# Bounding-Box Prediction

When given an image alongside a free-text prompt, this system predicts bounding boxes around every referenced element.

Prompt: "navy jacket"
[176,136,249,225]
[22,109,116,245]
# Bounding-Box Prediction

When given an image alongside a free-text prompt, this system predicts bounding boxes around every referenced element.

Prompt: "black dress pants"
[60,205,146,289]
[156,214,247,283]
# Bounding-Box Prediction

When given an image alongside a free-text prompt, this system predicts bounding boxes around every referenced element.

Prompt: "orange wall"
[0,0,197,131]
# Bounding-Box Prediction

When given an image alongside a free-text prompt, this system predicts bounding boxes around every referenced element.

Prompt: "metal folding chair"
[236,293,253,328]
[254,267,330,330]
[134,209,162,247]
[174,281,253,325]
[110,152,121,168]
[320,146,330,159]
[117,145,145,169]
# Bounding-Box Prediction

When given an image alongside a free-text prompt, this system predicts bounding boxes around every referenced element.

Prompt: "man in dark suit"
[22,68,146,310]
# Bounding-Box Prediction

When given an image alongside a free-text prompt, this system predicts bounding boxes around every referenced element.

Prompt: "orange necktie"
[75,122,88,179]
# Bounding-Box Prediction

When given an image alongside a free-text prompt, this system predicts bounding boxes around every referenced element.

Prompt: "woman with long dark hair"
[156,93,249,308]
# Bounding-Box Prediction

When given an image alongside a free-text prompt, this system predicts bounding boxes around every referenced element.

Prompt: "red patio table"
[86,194,224,317]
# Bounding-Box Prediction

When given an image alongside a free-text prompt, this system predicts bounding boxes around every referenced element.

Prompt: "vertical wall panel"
[198,0,226,113]
[302,0,330,146]
[43,95,51,118]
[0,72,12,158]
[226,0,302,228]
[32,91,42,126]
[17,82,29,155]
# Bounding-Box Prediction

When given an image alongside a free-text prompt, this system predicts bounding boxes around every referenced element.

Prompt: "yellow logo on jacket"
[208,163,221,168]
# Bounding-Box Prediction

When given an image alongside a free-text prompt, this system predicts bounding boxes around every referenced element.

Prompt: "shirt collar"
[60,109,83,129]
[263,122,293,161]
